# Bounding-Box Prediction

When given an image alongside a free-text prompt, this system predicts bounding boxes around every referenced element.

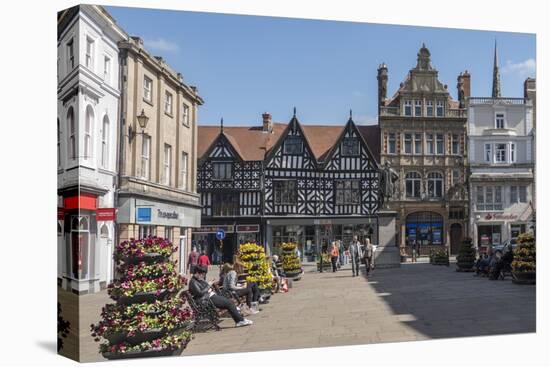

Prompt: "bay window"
[476,186,503,211]
[494,143,507,163]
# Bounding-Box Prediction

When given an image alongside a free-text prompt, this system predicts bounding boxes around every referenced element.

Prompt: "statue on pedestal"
[379,161,399,209]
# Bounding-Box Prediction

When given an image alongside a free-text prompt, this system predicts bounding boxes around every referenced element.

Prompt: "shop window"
[139,225,156,239]
[284,136,303,155]
[68,215,91,280]
[341,137,359,156]
[274,180,297,205]
[335,180,360,204]
[406,172,422,198]
[406,211,444,246]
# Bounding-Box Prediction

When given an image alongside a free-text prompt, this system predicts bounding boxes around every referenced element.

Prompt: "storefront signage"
[136,207,152,222]
[236,225,260,233]
[63,193,97,210]
[216,229,226,240]
[96,208,116,221]
[484,213,518,221]
[194,225,234,234]
[157,209,178,220]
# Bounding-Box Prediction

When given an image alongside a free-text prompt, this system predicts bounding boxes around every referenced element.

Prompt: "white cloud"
[144,37,179,53]
[501,58,536,78]
[354,115,378,125]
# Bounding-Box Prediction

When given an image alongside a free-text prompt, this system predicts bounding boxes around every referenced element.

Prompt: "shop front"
[473,210,533,252]
[266,217,379,263]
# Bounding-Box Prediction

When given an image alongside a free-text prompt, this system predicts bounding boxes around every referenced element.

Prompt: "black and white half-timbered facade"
[196,112,383,263]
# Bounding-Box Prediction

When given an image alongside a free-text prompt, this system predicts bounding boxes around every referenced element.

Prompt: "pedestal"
[374,210,401,268]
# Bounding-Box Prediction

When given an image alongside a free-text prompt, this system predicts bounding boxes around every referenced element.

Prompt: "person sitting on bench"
[188,265,253,327]
[222,263,263,312]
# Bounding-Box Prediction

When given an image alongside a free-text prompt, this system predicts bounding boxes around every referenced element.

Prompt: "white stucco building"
[467,45,535,250]
[57,5,127,294]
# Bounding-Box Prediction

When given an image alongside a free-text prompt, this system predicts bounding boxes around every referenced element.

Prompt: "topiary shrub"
[456,237,476,272]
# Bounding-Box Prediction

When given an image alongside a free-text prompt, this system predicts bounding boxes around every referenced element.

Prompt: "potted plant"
[91,237,193,360]
[238,242,273,292]
[281,242,302,279]
[456,238,476,272]
[431,248,449,266]
[511,232,536,285]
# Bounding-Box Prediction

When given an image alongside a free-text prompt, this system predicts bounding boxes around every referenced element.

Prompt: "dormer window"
[284,135,303,155]
[436,101,444,117]
[414,100,422,116]
[495,113,505,129]
[341,137,359,156]
[404,100,412,116]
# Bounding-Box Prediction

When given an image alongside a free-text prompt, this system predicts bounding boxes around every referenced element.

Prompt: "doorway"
[450,223,463,255]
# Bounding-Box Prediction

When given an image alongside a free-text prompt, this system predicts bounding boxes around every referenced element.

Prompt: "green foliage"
[281,242,301,275]
[456,238,476,270]
[512,232,536,273]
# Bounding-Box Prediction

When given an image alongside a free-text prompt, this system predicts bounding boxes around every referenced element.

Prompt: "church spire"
[492,40,501,98]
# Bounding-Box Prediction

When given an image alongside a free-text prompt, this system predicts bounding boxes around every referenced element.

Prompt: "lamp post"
[129,109,149,143]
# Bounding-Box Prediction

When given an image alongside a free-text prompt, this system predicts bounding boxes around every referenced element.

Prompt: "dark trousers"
[351,255,360,276]
[210,294,243,323]
[234,283,260,307]
[365,257,372,275]
[331,256,338,272]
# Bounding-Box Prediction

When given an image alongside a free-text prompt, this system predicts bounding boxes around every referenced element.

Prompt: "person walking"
[197,249,211,268]
[411,239,418,263]
[330,242,339,272]
[349,235,363,277]
[187,246,199,274]
[363,238,374,276]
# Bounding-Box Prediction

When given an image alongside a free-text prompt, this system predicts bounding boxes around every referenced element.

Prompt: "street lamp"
[129,109,149,143]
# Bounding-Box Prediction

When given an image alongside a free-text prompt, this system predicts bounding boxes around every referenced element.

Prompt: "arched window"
[405,172,421,198]
[101,115,109,168]
[67,107,76,159]
[57,118,61,167]
[427,172,444,198]
[84,105,94,159]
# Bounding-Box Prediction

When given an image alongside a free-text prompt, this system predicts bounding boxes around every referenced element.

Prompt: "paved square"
[58,262,535,362]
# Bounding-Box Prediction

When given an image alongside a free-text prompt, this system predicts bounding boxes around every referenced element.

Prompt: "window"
[405,172,422,198]
[404,100,412,116]
[495,113,505,129]
[335,180,360,204]
[427,172,444,198]
[84,106,94,159]
[426,134,434,155]
[414,133,422,155]
[85,37,94,69]
[212,162,232,180]
[274,180,298,205]
[67,107,76,159]
[511,186,528,204]
[426,101,434,117]
[495,143,507,163]
[436,134,444,155]
[182,104,190,126]
[451,134,460,155]
[436,101,444,117]
[101,116,109,168]
[58,221,63,236]
[484,143,492,163]
[414,100,422,116]
[103,56,111,83]
[452,169,460,185]
[57,119,61,167]
[510,143,516,163]
[213,193,239,216]
[164,91,173,115]
[163,144,172,185]
[284,136,303,155]
[449,208,464,220]
[139,225,156,239]
[341,137,359,156]
[180,151,188,190]
[67,38,74,70]
[387,133,396,154]
[165,227,173,243]
[476,186,503,211]
[141,135,151,179]
[143,76,152,102]
[69,215,92,279]
[404,133,412,154]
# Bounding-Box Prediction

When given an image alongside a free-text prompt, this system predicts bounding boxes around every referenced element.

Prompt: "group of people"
[329,236,375,277]
[474,246,514,280]
[187,247,212,274]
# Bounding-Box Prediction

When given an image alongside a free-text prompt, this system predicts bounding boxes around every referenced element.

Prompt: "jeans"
[351,256,360,276]
[331,256,338,272]
[210,294,243,323]
[234,283,261,307]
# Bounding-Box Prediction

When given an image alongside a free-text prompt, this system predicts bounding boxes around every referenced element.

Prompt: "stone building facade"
[378,44,469,255]
[116,36,204,273]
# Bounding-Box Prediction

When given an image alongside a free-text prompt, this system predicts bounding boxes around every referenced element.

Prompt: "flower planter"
[122,253,169,265]
[102,342,188,360]
[512,271,536,285]
[117,289,173,305]
[104,328,166,345]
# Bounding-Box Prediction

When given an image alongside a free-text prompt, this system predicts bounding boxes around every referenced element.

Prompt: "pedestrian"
[330,242,339,272]
[363,238,374,276]
[411,239,417,263]
[187,246,199,274]
[197,249,211,268]
[349,235,363,277]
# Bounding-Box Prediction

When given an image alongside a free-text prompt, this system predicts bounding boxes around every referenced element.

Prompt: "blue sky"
[107,6,536,126]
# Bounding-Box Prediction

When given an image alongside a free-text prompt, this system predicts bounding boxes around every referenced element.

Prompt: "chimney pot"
[262,112,272,133]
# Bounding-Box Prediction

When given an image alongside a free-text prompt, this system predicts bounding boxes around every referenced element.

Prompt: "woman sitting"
[222,263,262,312]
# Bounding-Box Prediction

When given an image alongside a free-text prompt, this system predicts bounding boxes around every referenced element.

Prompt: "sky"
[107,6,536,126]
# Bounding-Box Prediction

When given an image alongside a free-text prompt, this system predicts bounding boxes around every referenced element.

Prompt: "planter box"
[117,289,173,305]
[102,342,188,360]
[104,328,165,345]
[512,271,536,285]
[120,253,169,265]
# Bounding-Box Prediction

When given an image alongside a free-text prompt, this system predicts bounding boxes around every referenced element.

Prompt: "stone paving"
[58,261,535,362]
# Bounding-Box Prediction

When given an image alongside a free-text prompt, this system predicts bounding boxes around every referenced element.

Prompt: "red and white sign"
[236,225,260,233]
[484,213,518,221]
[96,208,116,221]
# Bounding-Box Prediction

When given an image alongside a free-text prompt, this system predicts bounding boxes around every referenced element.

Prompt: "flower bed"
[115,237,177,262]
[100,330,192,360]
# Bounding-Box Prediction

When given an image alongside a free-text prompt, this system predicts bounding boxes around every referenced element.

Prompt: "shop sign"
[236,225,260,233]
[194,225,234,234]
[484,213,518,221]
[136,207,152,222]
[157,209,178,220]
[97,208,116,221]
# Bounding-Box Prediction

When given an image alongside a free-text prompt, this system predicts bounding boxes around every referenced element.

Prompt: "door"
[450,223,463,255]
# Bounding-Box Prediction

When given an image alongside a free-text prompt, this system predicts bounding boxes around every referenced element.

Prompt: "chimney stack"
[262,112,272,133]
[457,70,471,108]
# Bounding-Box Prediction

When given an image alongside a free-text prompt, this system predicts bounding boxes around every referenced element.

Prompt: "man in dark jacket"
[188,265,252,327]
[349,236,363,277]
